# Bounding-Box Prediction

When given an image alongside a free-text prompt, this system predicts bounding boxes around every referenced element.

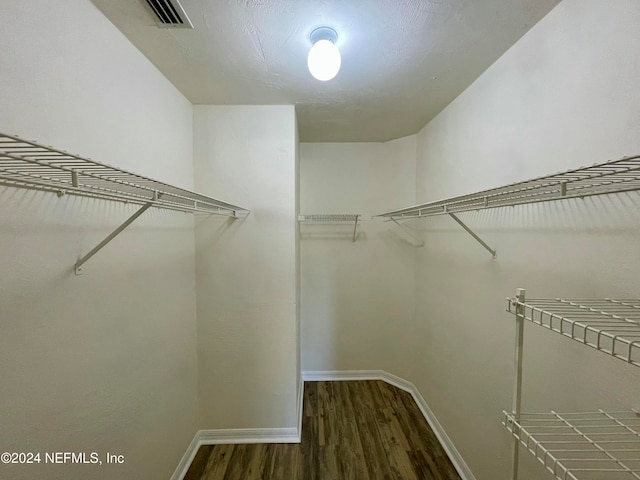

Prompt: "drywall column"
[294,119,302,425]
[411,0,640,479]
[300,138,416,375]
[0,2,197,480]
[194,106,299,430]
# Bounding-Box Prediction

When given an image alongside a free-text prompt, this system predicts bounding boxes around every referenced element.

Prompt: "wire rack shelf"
[0,132,249,273]
[507,297,640,367]
[298,214,361,223]
[298,214,361,242]
[0,133,248,216]
[505,290,640,480]
[376,154,640,220]
[503,410,640,480]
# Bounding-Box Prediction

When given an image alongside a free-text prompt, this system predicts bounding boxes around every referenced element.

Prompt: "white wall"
[295,118,302,423]
[194,106,299,429]
[300,138,416,375]
[410,0,640,479]
[6,2,640,480]
[0,2,198,480]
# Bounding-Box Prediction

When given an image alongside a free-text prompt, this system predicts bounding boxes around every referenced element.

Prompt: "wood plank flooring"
[184,380,462,480]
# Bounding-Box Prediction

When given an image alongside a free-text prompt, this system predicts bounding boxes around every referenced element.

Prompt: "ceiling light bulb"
[307,28,341,81]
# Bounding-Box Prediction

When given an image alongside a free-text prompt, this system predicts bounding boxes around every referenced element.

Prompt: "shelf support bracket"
[390,217,425,247]
[75,200,155,275]
[448,213,496,259]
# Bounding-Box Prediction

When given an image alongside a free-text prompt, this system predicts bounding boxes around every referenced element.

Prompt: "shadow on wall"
[0,182,198,480]
[194,213,246,246]
[411,190,640,478]
[299,222,363,242]
[300,237,339,369]
[300,232,368,241]
[300,219,424,246]
[379,221,424,248]
[300,216,418,373]
[445,191,640,233]
[1,186,194,281]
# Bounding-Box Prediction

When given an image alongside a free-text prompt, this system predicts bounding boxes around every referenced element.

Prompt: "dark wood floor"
[184,380,462,480]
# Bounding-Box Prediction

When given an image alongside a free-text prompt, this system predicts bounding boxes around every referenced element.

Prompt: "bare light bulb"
[307,29,341,81]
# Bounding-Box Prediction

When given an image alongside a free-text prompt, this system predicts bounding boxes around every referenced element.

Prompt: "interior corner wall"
[0,1,198,480]
[410,0,640,479]
[294,114,302,415]
[299,137,417,375]
[194,105,299,430]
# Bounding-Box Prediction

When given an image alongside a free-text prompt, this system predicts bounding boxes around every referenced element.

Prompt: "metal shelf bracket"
[448,213,496,259]
[375,152,640,259]
[75,200,155,275]
[0,133,249,275]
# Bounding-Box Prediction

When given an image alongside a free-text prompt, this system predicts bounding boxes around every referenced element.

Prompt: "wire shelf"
[503,410,640,480]
[507,298,640,367]
[298,214,361,242]
[298,214,361,223]
[0,133,248,216]
[376,154,640,219]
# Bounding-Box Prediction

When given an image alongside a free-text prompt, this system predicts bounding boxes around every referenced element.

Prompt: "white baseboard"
[170,376,304,480]
[171,371,475,480]
[170,426,300,480]
[302,369,477,480]
[169,431,202,480]
[302,369,388,382]
[198,427,300,444]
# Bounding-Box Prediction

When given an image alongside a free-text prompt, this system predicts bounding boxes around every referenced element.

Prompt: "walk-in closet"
[2,1,639,479]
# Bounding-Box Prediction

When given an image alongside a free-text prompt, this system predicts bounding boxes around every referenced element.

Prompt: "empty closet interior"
[1,1,640,480]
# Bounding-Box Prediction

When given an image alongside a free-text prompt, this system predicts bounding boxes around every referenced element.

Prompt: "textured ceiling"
[92,0,560,142]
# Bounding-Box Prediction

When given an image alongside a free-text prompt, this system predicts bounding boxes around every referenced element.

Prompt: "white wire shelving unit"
[503,410,640,480]
[507,297,640,366]
[298,214,361,242]
[505,289,640,480]
[376,154,640,257]
[0,133,249,274]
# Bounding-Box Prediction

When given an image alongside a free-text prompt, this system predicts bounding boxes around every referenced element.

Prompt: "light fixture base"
[310,27,338,45]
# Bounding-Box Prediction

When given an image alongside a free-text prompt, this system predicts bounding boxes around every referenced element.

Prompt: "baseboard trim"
[169,431,202,480]
[172,371,475,480]
[198,427,300,445]
[302,369,477,480]
[171,376,304,480]
[302,369,388,382]
[170,426,300,480]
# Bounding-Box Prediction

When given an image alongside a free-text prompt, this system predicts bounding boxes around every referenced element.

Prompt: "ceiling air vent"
[143,0,193,28]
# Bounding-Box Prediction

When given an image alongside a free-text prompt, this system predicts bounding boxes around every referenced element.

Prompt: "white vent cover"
[143,0,193,28]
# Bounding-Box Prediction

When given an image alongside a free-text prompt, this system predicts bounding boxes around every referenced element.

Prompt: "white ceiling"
[92,0,560,142]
